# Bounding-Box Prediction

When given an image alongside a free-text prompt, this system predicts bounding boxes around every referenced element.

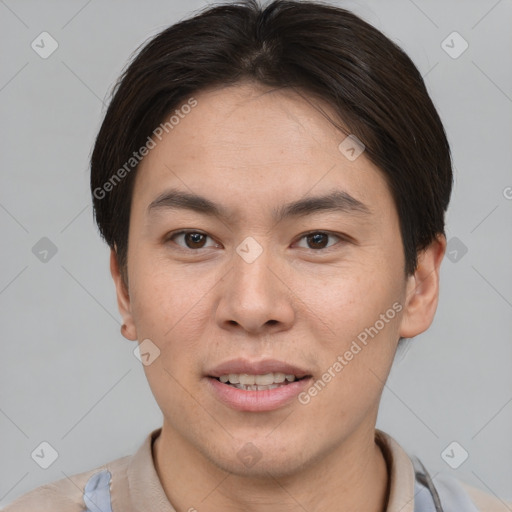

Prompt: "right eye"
[166,230,220,250]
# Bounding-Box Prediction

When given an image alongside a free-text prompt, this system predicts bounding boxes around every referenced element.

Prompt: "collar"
[375,428,416,512]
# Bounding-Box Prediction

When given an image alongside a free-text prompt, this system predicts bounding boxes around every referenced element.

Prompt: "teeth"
[217,372,298,385]
[231,383,281,391]
[255,373,274,385]
[239,374,255,385]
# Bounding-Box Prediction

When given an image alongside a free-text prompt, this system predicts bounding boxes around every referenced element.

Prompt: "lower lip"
[206,377,311,412]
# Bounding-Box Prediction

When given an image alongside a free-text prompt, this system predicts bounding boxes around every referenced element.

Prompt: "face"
[112,81,444,478]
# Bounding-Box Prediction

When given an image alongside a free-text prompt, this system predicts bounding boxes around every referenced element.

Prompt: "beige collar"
[375,428,416,512]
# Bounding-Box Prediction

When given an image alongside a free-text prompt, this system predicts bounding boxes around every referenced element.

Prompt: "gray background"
[1,0,511,507]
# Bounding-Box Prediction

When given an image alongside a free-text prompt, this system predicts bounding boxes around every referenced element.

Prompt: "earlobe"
[399,235,447,339]
[110,248,138,341]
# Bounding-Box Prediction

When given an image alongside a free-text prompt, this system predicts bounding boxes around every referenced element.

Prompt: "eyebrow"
[147,187,372,223]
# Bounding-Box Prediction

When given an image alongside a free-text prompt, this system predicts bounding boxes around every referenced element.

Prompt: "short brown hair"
[90,0,452,281]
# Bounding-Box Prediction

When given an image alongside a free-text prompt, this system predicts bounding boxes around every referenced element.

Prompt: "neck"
[153,422,389,512]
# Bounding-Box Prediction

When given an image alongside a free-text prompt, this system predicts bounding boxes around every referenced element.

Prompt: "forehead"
[132,82,395,222]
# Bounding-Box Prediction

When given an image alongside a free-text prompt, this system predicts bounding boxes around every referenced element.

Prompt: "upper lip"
[207,358,311,379]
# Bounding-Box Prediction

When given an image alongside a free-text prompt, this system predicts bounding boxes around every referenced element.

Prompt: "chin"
[217,450,309,479]
[201,433,316,479]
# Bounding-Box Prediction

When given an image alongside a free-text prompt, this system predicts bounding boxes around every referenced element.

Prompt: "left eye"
[295,231,342,250]
[168,231,218,250]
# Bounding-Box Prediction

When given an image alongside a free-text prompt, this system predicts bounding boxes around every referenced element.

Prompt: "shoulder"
[458,480,512,512]
[418,464,511,512]
[1,454,131,512]
[375,429,511,512]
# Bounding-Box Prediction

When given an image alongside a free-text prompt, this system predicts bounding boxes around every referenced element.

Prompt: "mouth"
[213,372,309,391]
[206,359,312,411]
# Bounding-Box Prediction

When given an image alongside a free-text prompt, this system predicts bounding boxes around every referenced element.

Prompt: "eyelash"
[166,229,346,252]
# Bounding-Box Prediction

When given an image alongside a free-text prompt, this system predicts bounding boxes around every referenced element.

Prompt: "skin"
[110,81,446,512]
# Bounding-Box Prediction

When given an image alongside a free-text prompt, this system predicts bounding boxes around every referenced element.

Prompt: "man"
[4,0,509,510]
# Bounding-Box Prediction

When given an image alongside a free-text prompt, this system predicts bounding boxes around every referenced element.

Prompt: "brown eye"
[296,231,342,250]
[306,232,329,249]
[168,231,216,250]
[184,232,207,249]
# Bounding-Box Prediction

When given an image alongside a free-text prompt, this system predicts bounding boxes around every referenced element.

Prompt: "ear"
[399,234,447,339]
[110,248,138,341]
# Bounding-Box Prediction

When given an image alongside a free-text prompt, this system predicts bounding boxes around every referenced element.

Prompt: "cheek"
[128,250,211,336]
[290,261,398,337]
[298,313,400,435]
[129,269,211,408]
[291,261,403,395]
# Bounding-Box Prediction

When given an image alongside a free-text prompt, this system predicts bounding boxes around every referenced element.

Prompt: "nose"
[215,242,296,335]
